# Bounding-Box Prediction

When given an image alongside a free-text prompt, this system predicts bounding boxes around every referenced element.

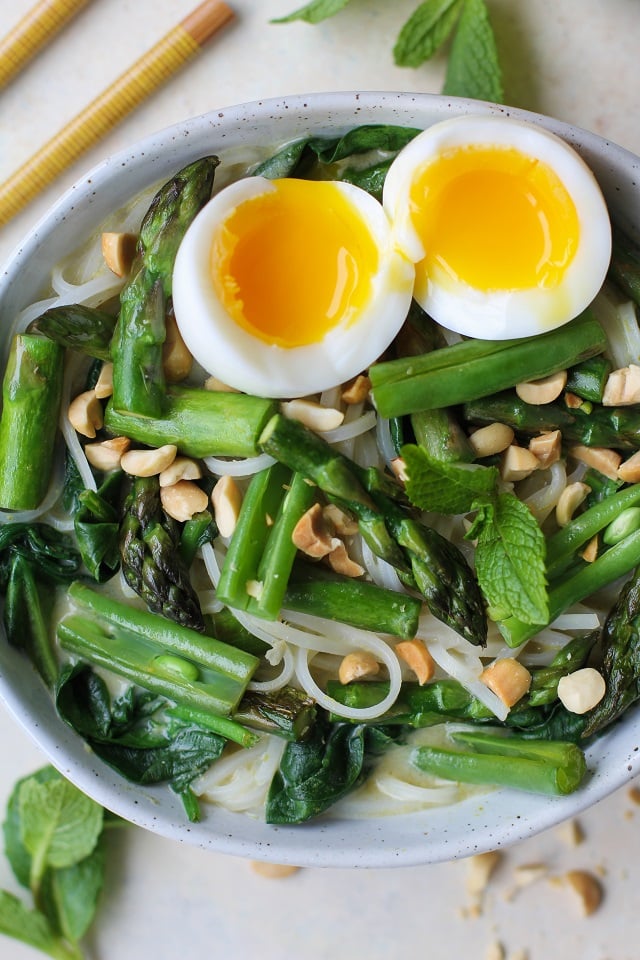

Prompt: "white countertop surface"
[1,1,640,958]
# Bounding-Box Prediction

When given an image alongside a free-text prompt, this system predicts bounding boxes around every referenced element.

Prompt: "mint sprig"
[1,766,112,960]
[402,443,548,625]
[467,494,549,625]
[402,443,498,515]
[274,0,504,104]
[272,0,353,24]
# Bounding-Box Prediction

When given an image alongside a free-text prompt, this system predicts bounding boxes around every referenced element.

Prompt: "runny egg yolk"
[210,178,379,349]
[409,145,581,292]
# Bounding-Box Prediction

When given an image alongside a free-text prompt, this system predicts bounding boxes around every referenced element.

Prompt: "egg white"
[172,176,414,398]
[383,115,612,340]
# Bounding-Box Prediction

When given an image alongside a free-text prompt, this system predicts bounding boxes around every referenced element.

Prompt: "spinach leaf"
[64,457,123,582]
[56,665,226,820]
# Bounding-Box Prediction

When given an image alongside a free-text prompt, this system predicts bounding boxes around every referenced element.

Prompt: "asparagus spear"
[259,413,487,645]
[463,391,640,451]
[412,731,586,796]
[104,386,277,459]
[111,157,218,418]
[369,311,606,417]
[0,334,64,510]
[29,303,117,360]
[581,565,640,738]
[233,687,317,741]
[119,475,205,631]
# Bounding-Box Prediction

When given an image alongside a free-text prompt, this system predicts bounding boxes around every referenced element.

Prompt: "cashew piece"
[163,310,193,384]
[555,481,591,527]
[528,429,562,468]
[327,541,364,578]
[395,639,435,685]
[160,480,209,522]
[515,369,567,405]
[341,374,371,404]
[338,650,380,684]
[204,375,241,393]
[211,475,243,538]
[84,436,131,471]
[281,399,344,433]
[322,503,358,537]
[120,444,177,477]
[250,861,300,879]
[101,231,138,277]
[469,422,514,458]
[480,658,532,708]
[68,390,103,438]
[569,444,622,481]
[500,445,539,482]
[602,363,640,405]
[292,503,340,558]
[159,456,202,488]
[557,668,606,714]
[618,449,640,483]
[564,870,603,916]
[94,362,114,399]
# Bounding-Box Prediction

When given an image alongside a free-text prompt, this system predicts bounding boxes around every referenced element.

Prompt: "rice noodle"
[192,736,285,812]
[374,772,459,805]
[321,409,376,444]
[593,285,640,366]
[522,459,567,523]
[203,452,276,477]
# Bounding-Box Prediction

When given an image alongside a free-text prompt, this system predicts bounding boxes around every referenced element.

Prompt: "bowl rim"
[1,90,640,868]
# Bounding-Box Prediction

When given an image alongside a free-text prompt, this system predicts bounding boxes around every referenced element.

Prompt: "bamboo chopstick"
[0,0,91,90]
[0,0,235,227]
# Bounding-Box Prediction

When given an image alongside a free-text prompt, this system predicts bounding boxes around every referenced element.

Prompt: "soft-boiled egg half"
[172,176,414,398]
[383,114,612,339]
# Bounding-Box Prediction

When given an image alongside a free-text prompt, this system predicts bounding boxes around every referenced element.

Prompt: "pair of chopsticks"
[0,0,235,227]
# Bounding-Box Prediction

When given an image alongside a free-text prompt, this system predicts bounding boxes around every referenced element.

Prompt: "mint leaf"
[393,0,464,68]
[0,891,78,960]
[40,843,105,944]
[468,493,548,624]
[272,0,352,24]
[443,0,503,102]
[3,767,60,890]
[402,443,498,514]
[19,777,103,885]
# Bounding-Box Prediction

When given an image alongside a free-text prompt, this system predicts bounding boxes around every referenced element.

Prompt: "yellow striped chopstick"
[0,0,235,227]
[0,0,91,89]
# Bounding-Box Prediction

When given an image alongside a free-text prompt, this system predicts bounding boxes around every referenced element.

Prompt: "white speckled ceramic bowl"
[1,92,639,868]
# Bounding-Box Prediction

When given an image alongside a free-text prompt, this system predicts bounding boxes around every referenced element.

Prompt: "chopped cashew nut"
[602,363,640,405]
[327,540,364,577]
[628,785,640,805]
[528,430,562,468]
[292,503,340,558]
[556,818,585,847]
[281,398,344,432]
[94,362,114,399]
[469,422,514,458]
[341,374,371,404]
[68,390,103,438]
[513,862,548,888]
[480,658,532,708]
[163,311,193,383]
[390,457,408,482]
[120,444,177,477]
[101,231,138,277]
[159,456,202,488]
[322,503,358,536]
[569,444,622,481]
[564,392,584,409]
[338,650,380,684]
[160,480,209,522]
[484,943,505,960]
[500,445,539,482]
[465,850,503,896]
[395,638,435,685]
[211,475,243,538]
[564,869,603,915]
[250,861,300,879]
[557,668,606,714]
[618,449,640,483]
[580,534,599,563]
[515,369,567,405]
[555,481,591,527]
[84,436,131,471]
